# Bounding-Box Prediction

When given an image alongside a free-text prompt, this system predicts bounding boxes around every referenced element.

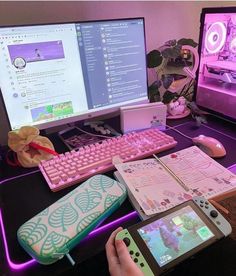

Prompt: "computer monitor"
[195,7,236,121]
[0,18,148,131]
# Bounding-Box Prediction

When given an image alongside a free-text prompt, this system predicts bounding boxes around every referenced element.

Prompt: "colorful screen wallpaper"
[30,101,73,122]
[137,206,214,267]
[8,41,65,65]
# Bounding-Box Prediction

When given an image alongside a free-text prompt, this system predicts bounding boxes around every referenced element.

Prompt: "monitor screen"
[137,205,214,267]
[195,8,236,120]
[0,18,148,130]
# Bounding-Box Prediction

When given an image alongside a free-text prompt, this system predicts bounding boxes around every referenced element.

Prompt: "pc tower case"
[195,7,236,120]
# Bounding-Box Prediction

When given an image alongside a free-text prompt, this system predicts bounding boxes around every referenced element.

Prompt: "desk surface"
[0,116,236,276]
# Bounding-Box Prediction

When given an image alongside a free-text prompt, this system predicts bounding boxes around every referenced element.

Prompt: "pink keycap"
[39,128,177,192]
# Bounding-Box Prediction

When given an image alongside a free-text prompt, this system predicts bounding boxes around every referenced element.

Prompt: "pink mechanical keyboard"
[39,128,177,192]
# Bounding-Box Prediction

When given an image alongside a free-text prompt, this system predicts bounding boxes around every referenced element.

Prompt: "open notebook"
[115,146,236,217]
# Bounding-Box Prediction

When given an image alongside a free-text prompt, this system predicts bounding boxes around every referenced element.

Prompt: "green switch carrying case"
[17,175,127,265]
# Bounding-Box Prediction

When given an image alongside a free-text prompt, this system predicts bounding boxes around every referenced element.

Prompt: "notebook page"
[115,159,191,216]
[160,146,236,199]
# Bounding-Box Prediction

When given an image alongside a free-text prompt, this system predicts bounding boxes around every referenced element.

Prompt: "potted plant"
[147,38,199,118]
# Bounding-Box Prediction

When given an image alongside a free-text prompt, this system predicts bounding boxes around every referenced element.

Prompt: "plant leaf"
[148,83,161,103]
[162,75,174,89]
[150,80,162,89]
[162,46,181,59]
[147,50,163,68]
[161,48,173,58]
[177,38,198,47]
[164,39,177,47]
[172,45,182,56]
[162,91,178,104]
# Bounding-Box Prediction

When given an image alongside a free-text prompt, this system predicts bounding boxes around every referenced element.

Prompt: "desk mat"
[0,122,236,274]
[0,171,137,273]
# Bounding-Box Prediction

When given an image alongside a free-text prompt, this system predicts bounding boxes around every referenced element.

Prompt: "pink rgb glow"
[230,37,236,54]
[205,22,226,54]
[0,208,137,271]
[196,12,236,119]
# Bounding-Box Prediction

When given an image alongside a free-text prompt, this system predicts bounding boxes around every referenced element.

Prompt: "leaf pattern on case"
[89,175,114,192]
[40,231,70,256]
[76,211,101,233]
[48,203,78,232]
[37,208,49,217]
[18,218,47,246]
[116,181,127,194]
[104,194,119,209]
[74,189,102,213]
[57,189,78,203]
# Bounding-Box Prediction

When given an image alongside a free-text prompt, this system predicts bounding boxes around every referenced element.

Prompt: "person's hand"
[105,227,144,276]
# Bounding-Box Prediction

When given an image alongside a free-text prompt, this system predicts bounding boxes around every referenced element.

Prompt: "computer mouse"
[192,135,226,158]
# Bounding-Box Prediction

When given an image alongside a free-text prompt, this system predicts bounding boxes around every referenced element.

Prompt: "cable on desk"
[76,126,112,139]
[75,121,193,141]
[163,123,193,141]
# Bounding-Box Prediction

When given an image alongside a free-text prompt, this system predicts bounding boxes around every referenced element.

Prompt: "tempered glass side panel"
[195,7,236,121]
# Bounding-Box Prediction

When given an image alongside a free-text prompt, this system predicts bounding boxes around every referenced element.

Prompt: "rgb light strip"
[0,208,138,271]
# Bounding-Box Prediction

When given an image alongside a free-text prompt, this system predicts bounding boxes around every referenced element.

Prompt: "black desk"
[1,116,236,276]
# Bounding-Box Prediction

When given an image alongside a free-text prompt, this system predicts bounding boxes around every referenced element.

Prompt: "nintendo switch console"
[116,197,232,275]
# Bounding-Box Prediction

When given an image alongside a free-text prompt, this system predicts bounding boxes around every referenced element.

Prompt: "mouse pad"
[0,172,136,273]
[0,122,235,271]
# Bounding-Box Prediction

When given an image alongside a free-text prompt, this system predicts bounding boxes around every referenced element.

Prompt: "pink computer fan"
[204,22,227,54]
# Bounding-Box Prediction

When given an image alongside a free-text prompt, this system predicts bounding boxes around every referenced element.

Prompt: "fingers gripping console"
[116,230,154,276]
[116,197,232,275]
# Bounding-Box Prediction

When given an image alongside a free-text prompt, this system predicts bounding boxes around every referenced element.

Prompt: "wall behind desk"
[0,1,233,145]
